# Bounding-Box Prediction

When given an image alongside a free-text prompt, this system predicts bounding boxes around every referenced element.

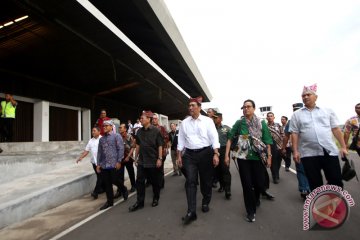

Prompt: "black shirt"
[169,130,179,150]
[136,125,164,168]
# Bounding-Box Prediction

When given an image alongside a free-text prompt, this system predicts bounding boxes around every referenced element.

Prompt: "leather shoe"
[129,202,144,212]
[91,192,98,199]
[152,199,159,207]
[129,186,136,193]
[100,202,113,210]
[225,191,231,200]
[182,212,197,225]
[114,190,121,199]
[123,190,128,201]
[201,204,209,213]
[262,191,275,200]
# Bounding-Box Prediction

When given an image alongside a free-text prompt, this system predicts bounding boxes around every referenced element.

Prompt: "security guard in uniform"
[0,93,17,142]
[213,113,232,199]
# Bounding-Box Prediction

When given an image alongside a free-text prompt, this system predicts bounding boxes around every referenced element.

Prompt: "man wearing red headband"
[177,96,220,225]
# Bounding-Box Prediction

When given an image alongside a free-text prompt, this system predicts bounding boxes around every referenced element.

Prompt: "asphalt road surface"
[59,152,360,240]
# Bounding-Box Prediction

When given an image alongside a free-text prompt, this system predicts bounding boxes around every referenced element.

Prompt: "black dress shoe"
[129,202,144,212]
[212,182,217,188]
[152,199,159,207]
[225,191,231,200]
[91,192,98,199]
[273,179,279,184]
[218,186,224,193]
[245,213,255,222]
[114,190,121,199]
[201,204,209,213]
[262,191,275,200]
[182,212,197,225]
[100,202,113,210]
[129,186,136,193]
[123,190,128,201]
[300,191,308,200]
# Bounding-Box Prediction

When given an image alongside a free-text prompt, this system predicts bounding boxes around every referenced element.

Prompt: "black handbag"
[349,125,360,150]
[341,156,358,182]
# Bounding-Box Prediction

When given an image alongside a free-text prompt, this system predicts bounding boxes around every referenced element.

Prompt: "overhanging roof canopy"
[0,0,211,118]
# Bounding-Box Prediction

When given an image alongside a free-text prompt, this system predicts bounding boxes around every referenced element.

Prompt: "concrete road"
[59,152,360,240]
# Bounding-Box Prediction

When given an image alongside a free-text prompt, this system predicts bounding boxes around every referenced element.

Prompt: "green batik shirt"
[216,124,231,147]
[227,118,273,160]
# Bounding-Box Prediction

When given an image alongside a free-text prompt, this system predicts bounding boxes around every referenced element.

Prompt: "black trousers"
[216,146,231,191]
[120,159,136,187]
[283,147,292,168]
[136,165,161,203]
[92,164,105,194]
[1,118,14,142]
[301,150,343,191]
[101,168,127,205]
[264,167,270,190]
[183,147,214,214]
[160,156,166,188]
[237,158,265,215]
[270,144,282,180]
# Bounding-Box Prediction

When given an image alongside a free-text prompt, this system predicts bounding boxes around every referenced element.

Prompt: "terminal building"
[0,0,213,229]
[0,0,212,142]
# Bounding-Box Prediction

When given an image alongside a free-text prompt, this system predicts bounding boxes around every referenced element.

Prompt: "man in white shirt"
[77,127,103,199]
[133,118,142,135]
[177,96,220,225]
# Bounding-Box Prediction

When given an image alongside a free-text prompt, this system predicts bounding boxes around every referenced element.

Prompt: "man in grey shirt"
[290,84,348,191]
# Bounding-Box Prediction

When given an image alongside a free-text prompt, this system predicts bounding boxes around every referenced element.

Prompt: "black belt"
[186,146,211,153]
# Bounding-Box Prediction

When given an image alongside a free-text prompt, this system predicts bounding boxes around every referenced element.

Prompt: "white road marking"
[49,170,175,240]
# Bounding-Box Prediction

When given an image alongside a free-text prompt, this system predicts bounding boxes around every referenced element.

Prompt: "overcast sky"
[164,0,359,126]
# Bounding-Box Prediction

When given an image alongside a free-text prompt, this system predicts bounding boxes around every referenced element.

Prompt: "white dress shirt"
[177,115,220,151]
[85,136,101,165]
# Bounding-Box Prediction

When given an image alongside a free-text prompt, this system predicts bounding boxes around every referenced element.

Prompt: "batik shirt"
[344,115,360,135]
[97,132,124,169]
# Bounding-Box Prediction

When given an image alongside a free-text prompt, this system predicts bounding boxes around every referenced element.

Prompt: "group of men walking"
[77,83,358,225]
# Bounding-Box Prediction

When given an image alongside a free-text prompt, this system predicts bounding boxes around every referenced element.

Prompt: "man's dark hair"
[355,103,360,108]
[243,99,256,108]
[120,123,128,131]
[92,126,101,132]
[281,116,288,121]
[100,109,107,113]
[266,112,274,117]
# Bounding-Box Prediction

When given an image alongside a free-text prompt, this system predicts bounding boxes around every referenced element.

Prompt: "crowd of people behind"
[0,87,359,225]
[73,83,359,224]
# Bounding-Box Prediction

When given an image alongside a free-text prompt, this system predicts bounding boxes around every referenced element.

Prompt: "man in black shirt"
[129,111,164,212]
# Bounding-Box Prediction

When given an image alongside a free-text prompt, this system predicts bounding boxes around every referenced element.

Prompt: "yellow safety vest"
[1,101,16,118]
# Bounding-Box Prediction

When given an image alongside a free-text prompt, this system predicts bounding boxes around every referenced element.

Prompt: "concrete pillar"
[82,109,91,142]
[33,101,49,142]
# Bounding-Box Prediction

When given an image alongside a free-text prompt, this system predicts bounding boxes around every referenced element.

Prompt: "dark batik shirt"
[97,132,124,169]
[136,125,164,168]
